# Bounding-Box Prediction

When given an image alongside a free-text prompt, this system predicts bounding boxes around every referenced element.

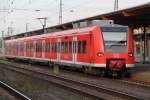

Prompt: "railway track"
[117,78,150,88]
[0,80,31,100]
[0,60,149,100]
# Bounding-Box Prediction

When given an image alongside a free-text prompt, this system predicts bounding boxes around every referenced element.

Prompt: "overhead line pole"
[59,0,62,24]
[114,0,118,11]
[1,31,4,56]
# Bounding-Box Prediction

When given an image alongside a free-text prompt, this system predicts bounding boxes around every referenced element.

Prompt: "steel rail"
[0,81,31,100]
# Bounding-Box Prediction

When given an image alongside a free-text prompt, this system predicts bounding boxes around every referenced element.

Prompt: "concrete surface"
[131,63,150,83]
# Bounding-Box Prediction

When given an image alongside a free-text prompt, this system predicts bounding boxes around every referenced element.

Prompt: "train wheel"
[83,67,100,75]
[48,62,51,67]
[104,69,109,77]
[112,71,118,78]
[123,70,130,78]
[29,60,34,64]
[83,66,90,74]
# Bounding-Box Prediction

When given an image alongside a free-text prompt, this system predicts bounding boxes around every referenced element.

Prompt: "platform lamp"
[36,17,47,34]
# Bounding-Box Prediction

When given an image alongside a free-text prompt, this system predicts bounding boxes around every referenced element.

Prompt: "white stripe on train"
[4,55,134,68]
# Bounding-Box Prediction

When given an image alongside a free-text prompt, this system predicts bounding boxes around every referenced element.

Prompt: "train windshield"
[102,27,127,53]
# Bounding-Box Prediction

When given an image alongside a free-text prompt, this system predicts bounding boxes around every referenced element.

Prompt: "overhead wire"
[1,0,114,34]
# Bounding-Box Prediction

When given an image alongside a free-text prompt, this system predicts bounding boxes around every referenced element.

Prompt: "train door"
[42,39,45,58]
[29,40,32,57]
[17,42,19,56]
[33,41,36,58]
[72,36,77,63]
[24,42,26,56]
[57,38,61,62]
[11,43,13,56]
[45,38,50,59]
[26,41,29,57]
[77,34,91,63]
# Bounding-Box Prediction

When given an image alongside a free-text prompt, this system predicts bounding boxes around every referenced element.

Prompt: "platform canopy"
[4,2,150,40]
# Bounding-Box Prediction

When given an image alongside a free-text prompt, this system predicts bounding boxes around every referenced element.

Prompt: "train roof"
[5,24,129,43]
[5,26,98,42]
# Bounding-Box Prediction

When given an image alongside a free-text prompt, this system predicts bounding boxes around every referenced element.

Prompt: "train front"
[101,25,134,77]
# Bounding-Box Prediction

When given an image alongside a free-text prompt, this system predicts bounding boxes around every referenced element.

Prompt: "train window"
[28,43,29,50]
[35,43,38,52]
[22,43,24,52]
[13,44,15,52]
[33,42,36,52]
[16,44,17,52]
[36,43,38,52]
[39,42,41,52]
[18,44,19,52]
[21,43,23,52]
[69,41,72,53]
[41,42,42,52]
[30,43,33,51]
[26,43,27,51]
[38,42,39,52]
[82,41,86,54]
[45,42,47,52]
[18,44,20,52]
[61,42,64,53]
[11,43,13,52]
[8,43,10,53]
[78,41,81,53]
[52,43,56,53]
[54,43,57,52]
[52,43,54,52]
[20,44,22,52]
[46,42,50,52]
[14,44,16,52]
[9,43,11,53]
[19,43,21,52]
[90,34,92,44]
[26,43,28,51]
[36,42,40,52]
[20,43,23,52]
[38,42,40,52]
[37,43,39,52]
[40,42,42,52]
[65,42,68,53]
[57,42,60,53]
[42,41,45,53]
[48,42,50,52]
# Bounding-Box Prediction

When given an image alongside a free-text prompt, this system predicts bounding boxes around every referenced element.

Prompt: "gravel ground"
[0,87,17,100]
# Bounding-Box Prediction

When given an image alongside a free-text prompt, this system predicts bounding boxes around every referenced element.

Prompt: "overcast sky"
[0,0,149,36]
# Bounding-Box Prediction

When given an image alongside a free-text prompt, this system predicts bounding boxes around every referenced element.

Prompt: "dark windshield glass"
[102,27,127,53]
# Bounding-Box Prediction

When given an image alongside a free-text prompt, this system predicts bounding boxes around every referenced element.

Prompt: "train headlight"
[97,52,103,57]
[128,52,133,57]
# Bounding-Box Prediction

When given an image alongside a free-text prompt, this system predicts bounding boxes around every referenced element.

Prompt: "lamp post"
[37,17,47,34]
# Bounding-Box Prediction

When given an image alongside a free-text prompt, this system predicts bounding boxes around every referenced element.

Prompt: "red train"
[4,21,134,77]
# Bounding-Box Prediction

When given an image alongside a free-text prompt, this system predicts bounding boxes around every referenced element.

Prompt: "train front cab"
[95,25,134,77]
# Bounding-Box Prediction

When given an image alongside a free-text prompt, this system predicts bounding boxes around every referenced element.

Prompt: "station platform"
[131,63,150,83]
